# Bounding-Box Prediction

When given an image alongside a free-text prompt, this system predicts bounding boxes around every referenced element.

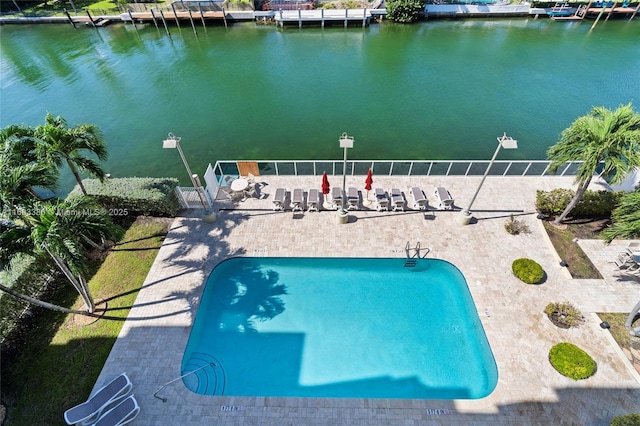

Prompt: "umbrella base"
[336,209,349,224]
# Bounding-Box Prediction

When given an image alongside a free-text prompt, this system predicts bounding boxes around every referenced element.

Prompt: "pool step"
[182,352,226,396]
[404,259,418,267]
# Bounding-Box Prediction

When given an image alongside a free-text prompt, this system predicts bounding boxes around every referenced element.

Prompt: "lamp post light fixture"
[458,132,518,225]
[338,132,354,223]
[162,133,215,221]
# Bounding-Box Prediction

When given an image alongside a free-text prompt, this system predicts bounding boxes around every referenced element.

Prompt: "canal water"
[1,19,638,193]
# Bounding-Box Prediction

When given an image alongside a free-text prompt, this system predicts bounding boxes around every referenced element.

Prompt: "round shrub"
[549,343,597,380]
[544,302,584,329]
[512,258,545,284]
[611,413,640,426]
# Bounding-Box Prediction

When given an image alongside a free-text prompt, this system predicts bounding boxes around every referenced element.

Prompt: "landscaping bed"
[543,219,605,279]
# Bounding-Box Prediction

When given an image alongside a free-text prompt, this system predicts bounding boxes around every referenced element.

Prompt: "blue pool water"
[182,258,498,399]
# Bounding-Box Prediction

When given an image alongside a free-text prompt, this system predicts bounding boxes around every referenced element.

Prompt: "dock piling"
[199,4,207,31]
[222,6,228,28]
[590,5,606,29]
[606,1,617,19]
[159,8,171,36]
[171,2,181,30]
[150,7,160,31]
[86,10,97,28]
[128,10,138,33]
[188,9,198,35]
[64,8,77,28]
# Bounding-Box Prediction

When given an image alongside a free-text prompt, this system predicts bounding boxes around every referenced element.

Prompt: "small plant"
[504,214,531,235]
[544,302,584,328]
[611,413,640,426]
[549,342,596,380]
[512,258,545,284]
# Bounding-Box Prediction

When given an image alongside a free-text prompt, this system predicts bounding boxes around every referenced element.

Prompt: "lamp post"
[163,133,215,221]
[458,132,518,225]
[338,132,354,223]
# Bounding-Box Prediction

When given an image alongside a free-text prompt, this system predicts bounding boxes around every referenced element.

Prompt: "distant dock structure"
[272,8,374,27]
[541,0,640,21]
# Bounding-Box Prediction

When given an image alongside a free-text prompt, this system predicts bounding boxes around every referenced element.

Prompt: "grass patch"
[597,312,634,354]
[86,0,120,11]
[0,217,171,426]
[543,221,602,279]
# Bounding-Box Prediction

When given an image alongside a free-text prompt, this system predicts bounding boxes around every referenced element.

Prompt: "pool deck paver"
[93,176,639,425]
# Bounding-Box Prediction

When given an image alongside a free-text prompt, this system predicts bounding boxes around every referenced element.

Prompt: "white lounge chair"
[272,188,286,211]
[374,188,389,212]
[93,395,140,426]
[63,373,132,426]
[410,186,427,210]
[434,186,454,210]
[615,251,635,269]
[290,188,304,212]
[390,188,404,212]
[331,187,343,210]
[347,187,359,210]
[307,188,319,212]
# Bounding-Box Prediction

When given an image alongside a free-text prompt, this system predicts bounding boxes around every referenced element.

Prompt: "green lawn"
[0,217,171,426]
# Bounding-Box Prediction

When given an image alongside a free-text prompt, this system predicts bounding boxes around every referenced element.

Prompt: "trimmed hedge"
[512,258,545,284]
[68,177,180,217]
[611,413,640,426]
[549,342,597,380]
[536,189,623,219]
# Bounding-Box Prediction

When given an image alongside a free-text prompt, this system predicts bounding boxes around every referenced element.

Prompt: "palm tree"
[0,197,122,314]
[32,113,108,196]
[547,103,640,225]
[0,152,58,219]
[1,126,59,218]
[601,190,640,243]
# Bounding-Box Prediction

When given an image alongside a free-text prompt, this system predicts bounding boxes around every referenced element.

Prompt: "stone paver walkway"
[93,175,639,425]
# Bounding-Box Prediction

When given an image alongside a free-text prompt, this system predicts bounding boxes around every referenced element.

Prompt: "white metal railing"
[175,186,209,209]
[210,159,587,184]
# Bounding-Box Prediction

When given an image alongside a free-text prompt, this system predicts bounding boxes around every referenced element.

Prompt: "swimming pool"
[181,257,498,399]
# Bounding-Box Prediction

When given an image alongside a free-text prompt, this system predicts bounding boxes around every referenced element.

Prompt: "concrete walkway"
[93,175,639,425]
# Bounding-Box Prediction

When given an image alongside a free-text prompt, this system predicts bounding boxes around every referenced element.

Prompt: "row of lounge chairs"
[270,186,454,212]
[64,373,139,426]
[366,186,453,212]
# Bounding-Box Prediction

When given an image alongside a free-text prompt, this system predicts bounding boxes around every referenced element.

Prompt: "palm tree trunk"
[82,234,106,251]
[553,176,592,225]
[66,158,87,196]
[0,283,95,316]
[49,251,95,313]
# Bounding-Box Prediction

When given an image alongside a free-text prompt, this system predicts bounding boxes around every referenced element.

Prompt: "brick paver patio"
[92,175,639,425]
